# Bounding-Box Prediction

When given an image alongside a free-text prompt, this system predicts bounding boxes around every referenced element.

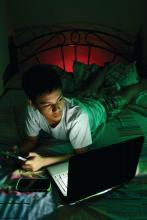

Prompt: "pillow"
[72,61,140,98]
[52,65,75,93]
[73,61,101,87]
[134,90,147,107]
[103,62,140,89]
[128,87,147,117]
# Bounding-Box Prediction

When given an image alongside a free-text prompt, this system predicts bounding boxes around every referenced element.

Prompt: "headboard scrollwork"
[7,24,143,77]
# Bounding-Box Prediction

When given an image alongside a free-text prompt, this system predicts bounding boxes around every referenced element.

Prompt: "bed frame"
[5,24,144,84]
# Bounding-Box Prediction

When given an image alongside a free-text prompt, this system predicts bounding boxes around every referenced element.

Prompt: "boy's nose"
[52,104,58,112]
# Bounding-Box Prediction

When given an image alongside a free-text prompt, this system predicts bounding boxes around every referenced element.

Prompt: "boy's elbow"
[74,147,88,154]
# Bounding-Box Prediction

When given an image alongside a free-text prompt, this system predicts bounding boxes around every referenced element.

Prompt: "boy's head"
[22,64,62,104]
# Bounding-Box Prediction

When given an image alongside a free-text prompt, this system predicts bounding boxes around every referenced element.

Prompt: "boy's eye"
[39,96,64,109]
[41,104,52,109]
[58,97,63,102]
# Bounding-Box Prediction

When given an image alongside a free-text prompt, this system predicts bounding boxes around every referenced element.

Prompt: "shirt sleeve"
[25,106,41,137]
[69,112,92,149]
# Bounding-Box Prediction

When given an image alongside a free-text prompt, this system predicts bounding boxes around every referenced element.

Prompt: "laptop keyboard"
[54,172,68,196]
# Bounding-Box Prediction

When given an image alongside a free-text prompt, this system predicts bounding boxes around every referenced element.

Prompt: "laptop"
[47,136,144,204]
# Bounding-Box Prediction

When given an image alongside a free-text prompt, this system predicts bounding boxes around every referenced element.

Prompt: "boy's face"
[32,89,65,126]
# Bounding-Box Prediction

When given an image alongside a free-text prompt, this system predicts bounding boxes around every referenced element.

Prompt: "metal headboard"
[6,24,143,82]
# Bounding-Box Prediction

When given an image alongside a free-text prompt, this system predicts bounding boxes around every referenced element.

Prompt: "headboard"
[6,23,144,83]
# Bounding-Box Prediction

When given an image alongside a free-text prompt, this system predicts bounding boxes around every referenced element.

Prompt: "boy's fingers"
[22,164,32,171]
[27,152,38,158]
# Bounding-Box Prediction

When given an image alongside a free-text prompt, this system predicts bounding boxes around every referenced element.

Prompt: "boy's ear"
[28,100,36,107]
[28,99,38,110]
[28,100,32,105]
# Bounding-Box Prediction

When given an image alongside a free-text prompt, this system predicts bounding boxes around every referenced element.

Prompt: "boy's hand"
[22,152,46,172]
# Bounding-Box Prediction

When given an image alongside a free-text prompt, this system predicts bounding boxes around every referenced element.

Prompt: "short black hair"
[22,64,62,103]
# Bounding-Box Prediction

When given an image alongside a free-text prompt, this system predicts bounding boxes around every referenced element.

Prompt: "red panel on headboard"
[38,46,115,72]
[63,46,75,72]
[63,46,90,72]
[76,46,89,64]
[38,48,64,69]
[37,46,87,72]
[14,26,137,73]
[90,48,113,66]
[33,44,129,72]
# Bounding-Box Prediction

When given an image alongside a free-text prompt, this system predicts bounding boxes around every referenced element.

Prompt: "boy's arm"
[39,146,88,166]
[74,147,88,154]
[21,147,88,172]
[22,152,73,172]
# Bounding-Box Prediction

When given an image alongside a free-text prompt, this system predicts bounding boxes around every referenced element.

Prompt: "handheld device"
[16,178,51,192]
[0,150,27,162]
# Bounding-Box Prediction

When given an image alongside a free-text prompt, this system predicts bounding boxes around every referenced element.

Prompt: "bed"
[0,23,147,219]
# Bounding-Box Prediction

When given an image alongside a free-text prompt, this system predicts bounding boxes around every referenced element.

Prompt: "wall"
[8,0,143,32]
[0,0,9,94]
[7,0,147,64]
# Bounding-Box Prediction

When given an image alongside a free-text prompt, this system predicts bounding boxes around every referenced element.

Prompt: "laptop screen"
[67,136,144,202]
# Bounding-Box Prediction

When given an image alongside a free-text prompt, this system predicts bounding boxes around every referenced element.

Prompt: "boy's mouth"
[53,111,62,118]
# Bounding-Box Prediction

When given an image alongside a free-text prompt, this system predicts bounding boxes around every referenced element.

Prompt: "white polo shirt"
[25,97,106,149]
